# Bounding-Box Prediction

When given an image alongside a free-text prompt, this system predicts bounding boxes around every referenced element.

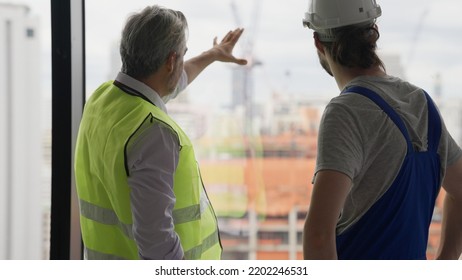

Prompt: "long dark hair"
[321,23,385,70]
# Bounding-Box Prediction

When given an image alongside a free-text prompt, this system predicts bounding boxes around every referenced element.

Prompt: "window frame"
[50,0,85,260]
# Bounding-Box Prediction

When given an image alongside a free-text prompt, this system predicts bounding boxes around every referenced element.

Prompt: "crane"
[406,7,429,70]
[229,1,267,230]
[230,0,262,136]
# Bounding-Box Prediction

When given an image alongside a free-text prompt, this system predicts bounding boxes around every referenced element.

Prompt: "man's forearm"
[436,193,462,259]
[183,50,217,84]
[303,227,338,259]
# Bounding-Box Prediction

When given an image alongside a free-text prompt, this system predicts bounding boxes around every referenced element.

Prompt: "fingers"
[229,28,245,44]
[231,28,245,44]
[228,55,248,65]
[221,28,244,44]
[234,57,248,65]
[221,30,233,42]
[212,27,248,66]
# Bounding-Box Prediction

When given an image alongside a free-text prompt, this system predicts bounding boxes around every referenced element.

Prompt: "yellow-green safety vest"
[74,81,222,260]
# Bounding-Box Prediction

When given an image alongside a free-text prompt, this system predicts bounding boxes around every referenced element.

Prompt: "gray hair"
[120,5,188,79]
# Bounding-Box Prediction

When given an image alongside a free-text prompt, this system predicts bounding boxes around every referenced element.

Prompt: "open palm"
[212,28,248,65]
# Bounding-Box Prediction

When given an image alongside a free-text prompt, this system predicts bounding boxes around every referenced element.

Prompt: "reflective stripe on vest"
[84,247,126,260]
[184,229,220,260]
[80,198,207,231]
[79,199,134,240]
[81,198,217,260]
[173,187,210,224]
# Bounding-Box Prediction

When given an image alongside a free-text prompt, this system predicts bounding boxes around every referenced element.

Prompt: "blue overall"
[336,86,442,259]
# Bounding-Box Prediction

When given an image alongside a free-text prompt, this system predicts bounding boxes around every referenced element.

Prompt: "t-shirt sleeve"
[433,101,462,166]
[444,128,462,166]
[314,102,364,181]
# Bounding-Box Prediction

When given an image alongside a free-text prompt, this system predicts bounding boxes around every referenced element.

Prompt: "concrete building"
[380,53,406,79]
[0,3,43,259]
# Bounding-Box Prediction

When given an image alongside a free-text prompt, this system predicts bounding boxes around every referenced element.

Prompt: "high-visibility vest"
[74,81,222,260]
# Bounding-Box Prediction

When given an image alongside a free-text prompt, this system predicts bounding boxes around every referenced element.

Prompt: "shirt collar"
[115,72,168,113]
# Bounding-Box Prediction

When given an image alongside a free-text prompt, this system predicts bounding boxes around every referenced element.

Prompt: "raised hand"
[211,28,248,65]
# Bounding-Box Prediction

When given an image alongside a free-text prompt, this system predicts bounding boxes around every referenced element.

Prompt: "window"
[1,0,458,260]
[83,0,462,260]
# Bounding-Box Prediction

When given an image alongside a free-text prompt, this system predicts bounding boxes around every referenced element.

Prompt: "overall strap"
[342,86,414,153]
[423,91,442,152]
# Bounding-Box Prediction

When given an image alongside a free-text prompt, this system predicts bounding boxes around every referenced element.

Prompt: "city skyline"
[5,0,462,105]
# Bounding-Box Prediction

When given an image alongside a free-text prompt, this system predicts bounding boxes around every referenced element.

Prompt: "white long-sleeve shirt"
[115,71,188,259]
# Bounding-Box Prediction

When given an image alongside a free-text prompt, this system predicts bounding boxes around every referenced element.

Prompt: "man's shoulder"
[126,117,180,158]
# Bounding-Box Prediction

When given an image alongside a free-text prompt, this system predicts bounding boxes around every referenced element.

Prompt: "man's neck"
[139,73,167,98]
[333,65,387,90]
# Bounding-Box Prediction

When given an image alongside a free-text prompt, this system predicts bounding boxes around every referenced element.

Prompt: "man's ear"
[313,32,325,54]
[166,52,177,73]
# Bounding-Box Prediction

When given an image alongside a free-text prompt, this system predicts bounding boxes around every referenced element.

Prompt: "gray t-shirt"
[314,75,462,234]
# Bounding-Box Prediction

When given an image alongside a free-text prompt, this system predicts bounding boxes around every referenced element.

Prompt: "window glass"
[84,0,462,260]
[6,0,460,261]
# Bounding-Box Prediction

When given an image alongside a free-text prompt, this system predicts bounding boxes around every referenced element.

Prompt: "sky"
[6,0,462,108]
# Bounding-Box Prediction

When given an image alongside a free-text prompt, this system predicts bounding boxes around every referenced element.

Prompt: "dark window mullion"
[50,0,85,260]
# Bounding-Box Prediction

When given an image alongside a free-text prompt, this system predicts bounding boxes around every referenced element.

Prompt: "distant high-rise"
[107,40,121,81]
[231,65,255,135]
[380,53,406,79]
[0,3,43,259]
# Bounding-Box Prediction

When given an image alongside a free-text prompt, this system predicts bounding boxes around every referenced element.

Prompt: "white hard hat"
[303,0,382,39]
